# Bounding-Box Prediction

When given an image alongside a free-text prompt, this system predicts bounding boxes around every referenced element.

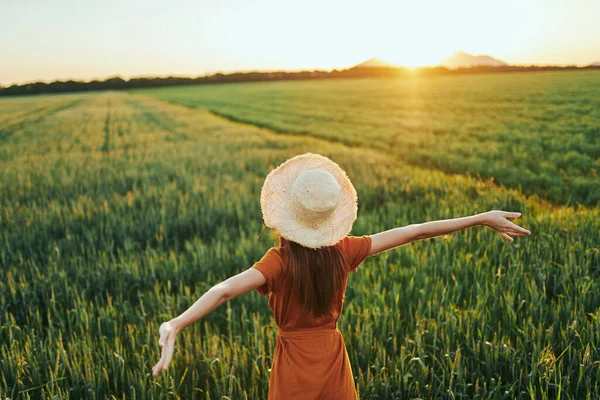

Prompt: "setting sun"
[1,0,599,85]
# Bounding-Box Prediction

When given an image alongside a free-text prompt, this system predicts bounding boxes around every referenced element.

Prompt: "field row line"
[0,99,83,142]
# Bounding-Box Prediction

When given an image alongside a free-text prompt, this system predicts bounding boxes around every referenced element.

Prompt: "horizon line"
[3,59,599,87]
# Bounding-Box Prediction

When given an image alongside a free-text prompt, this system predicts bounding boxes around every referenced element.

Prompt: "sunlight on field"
[138,71,600,206]
[1,87,599,398]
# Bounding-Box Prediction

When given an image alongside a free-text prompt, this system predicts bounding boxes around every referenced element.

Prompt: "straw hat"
[260,153,358,249]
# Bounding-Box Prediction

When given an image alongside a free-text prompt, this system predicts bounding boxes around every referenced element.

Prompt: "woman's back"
[251,235,372,399]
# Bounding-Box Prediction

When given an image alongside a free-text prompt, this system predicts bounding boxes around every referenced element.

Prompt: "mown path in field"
[1,92,600,399]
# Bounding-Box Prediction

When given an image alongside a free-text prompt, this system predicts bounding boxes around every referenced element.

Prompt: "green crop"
[138,71,600,206]
[1,78,599,399]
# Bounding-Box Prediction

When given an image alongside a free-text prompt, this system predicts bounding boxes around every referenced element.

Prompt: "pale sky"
[1,0,599,86]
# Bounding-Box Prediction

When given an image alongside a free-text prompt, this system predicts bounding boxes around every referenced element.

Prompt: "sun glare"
[381,49,448,68]
[1,0,599,85]
[332,0,542,68]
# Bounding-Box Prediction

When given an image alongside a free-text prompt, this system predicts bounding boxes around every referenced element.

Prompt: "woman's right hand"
[481,210,531,242]
[152,320,178,377]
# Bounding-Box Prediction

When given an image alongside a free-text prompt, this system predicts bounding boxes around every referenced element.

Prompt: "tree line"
[1,65,599,97]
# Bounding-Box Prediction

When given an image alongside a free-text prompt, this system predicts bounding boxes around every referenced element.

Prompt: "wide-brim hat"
[260,153,358,249]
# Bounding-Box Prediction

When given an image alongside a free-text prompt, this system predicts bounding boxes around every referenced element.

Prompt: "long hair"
[276,233,348,317]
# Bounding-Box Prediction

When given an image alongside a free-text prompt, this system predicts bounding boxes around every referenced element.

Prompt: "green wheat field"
[1,71,600,399]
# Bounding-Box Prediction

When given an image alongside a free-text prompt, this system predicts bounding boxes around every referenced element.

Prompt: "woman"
[151,153,531,399]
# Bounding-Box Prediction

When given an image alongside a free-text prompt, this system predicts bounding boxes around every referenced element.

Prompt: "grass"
[1,77,599,399]
[137,71,600,206]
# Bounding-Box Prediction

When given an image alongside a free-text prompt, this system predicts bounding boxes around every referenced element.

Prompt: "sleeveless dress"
[251,235,372,400]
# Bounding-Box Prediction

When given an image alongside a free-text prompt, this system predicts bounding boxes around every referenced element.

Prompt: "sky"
[1,0,599,86]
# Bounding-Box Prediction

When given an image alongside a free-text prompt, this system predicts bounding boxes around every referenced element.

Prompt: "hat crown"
[291,169,341,213]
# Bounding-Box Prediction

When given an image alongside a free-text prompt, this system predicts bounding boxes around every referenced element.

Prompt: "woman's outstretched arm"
[369,210,531,256]
[152,268,267,377]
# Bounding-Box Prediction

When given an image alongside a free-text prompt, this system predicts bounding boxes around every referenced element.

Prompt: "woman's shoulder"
[264,246,284,260]
[252,246,286,296]
[336,235,372,273]
[335,235,371,250]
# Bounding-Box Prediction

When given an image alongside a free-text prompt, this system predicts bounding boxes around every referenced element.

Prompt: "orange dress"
[251,235,372,400]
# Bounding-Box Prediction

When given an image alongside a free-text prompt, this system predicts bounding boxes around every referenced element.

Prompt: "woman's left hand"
[481,210,531,242]
[152,321,178,377]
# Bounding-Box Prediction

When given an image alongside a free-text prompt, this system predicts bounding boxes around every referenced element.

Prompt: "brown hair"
[276,233,348,317]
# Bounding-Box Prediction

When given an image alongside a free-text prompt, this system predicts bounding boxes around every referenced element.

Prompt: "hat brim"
[260,153,358,248]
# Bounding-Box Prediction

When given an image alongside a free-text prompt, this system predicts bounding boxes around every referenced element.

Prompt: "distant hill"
[442,51,508,69]
[353,58,397,68]
[590,61,600,66]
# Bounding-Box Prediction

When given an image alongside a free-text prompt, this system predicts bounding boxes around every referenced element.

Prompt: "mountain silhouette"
[442,51,507,69]
[353,58,397,68]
